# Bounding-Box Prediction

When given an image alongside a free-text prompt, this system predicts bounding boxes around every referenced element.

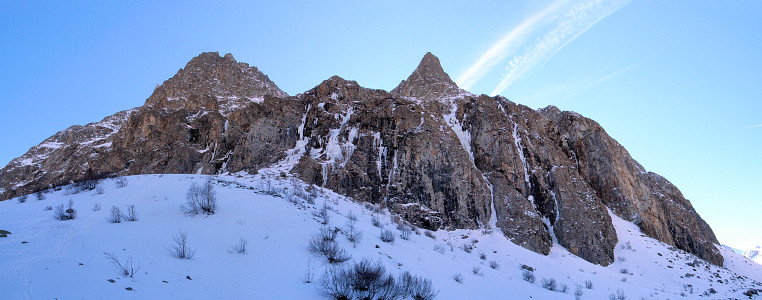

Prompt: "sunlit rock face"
[0,52,721,266]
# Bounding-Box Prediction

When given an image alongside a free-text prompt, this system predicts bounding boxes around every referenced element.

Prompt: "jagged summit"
[145,52,288,110]
[391,52,468,100]
[0,52,724,268]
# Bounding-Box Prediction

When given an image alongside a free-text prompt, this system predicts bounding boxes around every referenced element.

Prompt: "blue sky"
[1,1,760,249]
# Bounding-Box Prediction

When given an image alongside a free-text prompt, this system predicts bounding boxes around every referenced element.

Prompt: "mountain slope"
[0,52,723,267]
[1,174,760,299]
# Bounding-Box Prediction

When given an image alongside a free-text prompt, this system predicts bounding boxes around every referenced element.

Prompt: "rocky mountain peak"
[145,52,288,111]
[391,52,468,101]
[0,52,724,268]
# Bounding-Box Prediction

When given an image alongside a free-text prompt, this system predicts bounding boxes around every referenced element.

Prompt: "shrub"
[232,239,248,254]
[105,252,141,277]
[399,271,438,300]
[380,229,395,243]
[620,268,628,274]
[264,179,275,195]
[346,216,363,248]
[309,236,350,264]
[479,252,487,260]
[522,270,535,283]
[304,189,316,204]
[110,206,122,223]
[585,279,593,289]
[453,273,463,283]
[125,204,138,222]
[115,176,128,188]
[285,192,298,204]
[489,261,499,269]
[168,230,195,259]
[35,191,45,200]
[611,289,626,300]
[316,202,331,225]
[321,227,339,242]
[303,259,314,283]
[54,200,76,221]
[44,205,53,211]
[92,203,101,211]
[347,211,358,222]
[184,179,216,215]
[17,195,27,203]
[575,285,584,299]
[400,226,412,240]
[321,267,353,299]
[320,259,425,300]
[560,283,569,293]
[472,266,482,276]
[424,230,436,239]
[350,259,398,299]
[95,185,105,195]
[461,244,473,254]
[371,214,382,228]
[541,278,557,291]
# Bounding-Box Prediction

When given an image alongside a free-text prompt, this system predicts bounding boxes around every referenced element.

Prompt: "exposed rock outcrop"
[0,52,722,266]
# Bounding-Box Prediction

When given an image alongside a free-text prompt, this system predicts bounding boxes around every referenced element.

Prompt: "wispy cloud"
[491,0,631,96]
[455,0,568,90]
[521,62,640,106]
[751,124,762,128]
[566,62,640,99]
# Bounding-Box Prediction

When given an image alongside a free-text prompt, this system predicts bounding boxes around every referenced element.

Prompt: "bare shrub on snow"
[399,271,438,300]
[184,178,217,215]
[105,252,141,277]
[124,204,138,221]
[346,212,362,248]
[315,201,331,225]
[110,206,122,223]
[320,259,437,300]
[541,278,557,291]
[380,229,395,243]
[400,226,412,240]
[167,230,195,259]
[371,214,382,228]
[54,200,76,221]
[115,176,128,188]
[522,270,535,283]
[309,235,350,264]
[489,261,499,269]
[321,226,339,242]
[231,239,248,254]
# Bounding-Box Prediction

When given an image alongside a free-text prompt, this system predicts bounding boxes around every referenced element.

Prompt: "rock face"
[541,106,723,265]
[0,52,722,266]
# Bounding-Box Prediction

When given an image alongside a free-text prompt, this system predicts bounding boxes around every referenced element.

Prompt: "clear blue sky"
[1,1,760,249]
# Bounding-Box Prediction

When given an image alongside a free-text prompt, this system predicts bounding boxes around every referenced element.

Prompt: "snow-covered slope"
[1,174,761,299]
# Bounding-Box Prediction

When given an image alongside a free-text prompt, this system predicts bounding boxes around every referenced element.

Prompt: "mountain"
[747,247,762,264]
[0,52,722,267]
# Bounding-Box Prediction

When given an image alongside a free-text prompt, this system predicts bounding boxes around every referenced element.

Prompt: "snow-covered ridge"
[1,174,761,299]
[6,108,136,169]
